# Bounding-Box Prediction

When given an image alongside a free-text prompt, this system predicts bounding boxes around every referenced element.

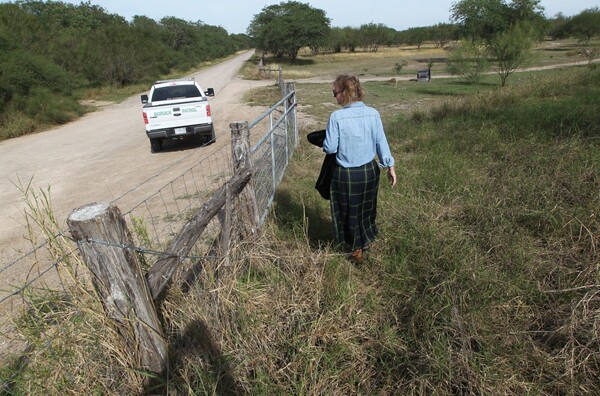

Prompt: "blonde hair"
[333,74,365,106]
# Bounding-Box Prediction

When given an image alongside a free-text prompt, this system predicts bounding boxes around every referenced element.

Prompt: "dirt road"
[0,50,272,280]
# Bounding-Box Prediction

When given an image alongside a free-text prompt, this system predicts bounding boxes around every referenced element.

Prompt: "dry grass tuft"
[159,221,388,393]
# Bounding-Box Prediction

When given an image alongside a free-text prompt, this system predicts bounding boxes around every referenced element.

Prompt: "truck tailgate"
[145,102,211,130]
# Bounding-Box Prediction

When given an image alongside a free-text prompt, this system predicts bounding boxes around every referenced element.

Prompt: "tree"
[566,7,600,44]
[430,23,460,48]
[451,0,543,85]
[507,0,547,33]
[547,12,569,40]
[451,0,544,43]
[327,27,347,53]
[160,17,197,51]
[247,1,330,62]
[342,27,359,52]
[405,27,428,49]
[358,23,391,52]
[451,0,511,42]
[488,22,536,86]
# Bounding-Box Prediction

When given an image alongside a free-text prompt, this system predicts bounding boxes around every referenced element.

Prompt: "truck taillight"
[142,112,148,124]
[206,105,211,117]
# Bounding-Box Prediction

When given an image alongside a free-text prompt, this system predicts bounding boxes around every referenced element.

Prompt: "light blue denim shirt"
[323,101,395,168]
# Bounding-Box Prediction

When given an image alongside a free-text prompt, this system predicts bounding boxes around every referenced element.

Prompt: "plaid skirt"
[330,159,380,251]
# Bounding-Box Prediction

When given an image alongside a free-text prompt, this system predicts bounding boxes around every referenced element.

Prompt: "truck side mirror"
[141,94,149,104]
[205,88,215,97]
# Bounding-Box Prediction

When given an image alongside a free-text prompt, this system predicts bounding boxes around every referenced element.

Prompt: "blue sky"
[7,0,600,34]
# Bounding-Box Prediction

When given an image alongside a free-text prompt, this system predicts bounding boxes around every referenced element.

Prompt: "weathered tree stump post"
[67,203,168,378]
[230,121,260,233]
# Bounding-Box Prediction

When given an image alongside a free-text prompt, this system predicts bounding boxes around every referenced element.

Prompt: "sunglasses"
[332,90,342,97]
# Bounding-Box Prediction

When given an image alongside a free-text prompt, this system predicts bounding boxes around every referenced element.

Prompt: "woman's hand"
[388,167,397,187]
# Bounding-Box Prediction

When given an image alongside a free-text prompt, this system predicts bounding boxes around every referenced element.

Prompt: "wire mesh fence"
[250,85,298,224]
[119,144,234,255]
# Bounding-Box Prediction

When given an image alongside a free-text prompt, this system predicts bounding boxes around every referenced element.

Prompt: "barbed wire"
[109,140,228,207]
[1,143,226,273]
[0,144,233,304]
[78,237,222,262]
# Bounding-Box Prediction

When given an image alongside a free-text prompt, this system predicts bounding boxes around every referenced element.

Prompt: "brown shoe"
[351,248,364,263]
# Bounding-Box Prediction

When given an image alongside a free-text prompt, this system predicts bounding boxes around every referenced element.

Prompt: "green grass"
[259,64,600,393]
[3,45,599,394]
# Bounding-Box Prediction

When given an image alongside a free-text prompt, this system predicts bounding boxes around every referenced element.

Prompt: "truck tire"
[150,138,163,153]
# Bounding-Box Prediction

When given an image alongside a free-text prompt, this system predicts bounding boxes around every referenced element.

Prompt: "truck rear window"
[151,85,201,102]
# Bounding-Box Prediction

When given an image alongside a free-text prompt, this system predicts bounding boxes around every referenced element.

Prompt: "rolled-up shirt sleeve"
[375,116,395,168]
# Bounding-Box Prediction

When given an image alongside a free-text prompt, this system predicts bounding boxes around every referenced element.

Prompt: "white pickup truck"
[141,78,215,153]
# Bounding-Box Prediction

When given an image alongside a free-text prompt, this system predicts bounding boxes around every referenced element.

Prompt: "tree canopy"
[565,7,600,44]
[0,0,252,87]
[451,0,546,42]
[0,0,252,138]
[488,21,537,85]
[247,1,330,61]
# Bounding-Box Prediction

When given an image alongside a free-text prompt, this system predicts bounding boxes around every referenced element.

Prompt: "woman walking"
[323,74,397,262]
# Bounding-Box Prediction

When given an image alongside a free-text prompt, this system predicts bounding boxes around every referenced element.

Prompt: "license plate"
[174,127,186,135]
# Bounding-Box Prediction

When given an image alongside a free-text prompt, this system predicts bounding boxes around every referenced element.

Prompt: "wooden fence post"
[67,203,168,377]
[230,121,260,232]
[284,81,298,147]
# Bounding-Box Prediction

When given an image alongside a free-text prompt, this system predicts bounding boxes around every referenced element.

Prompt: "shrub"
[0,112,36,141]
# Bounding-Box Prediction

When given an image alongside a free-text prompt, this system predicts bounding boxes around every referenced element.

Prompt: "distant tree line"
[0,0,251,138]
[249,1,600,61]
[248,1,598,89]
[447,1,599,86]
[2,0,599,138]
[548,7,600,44]
[325,23,462,53]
